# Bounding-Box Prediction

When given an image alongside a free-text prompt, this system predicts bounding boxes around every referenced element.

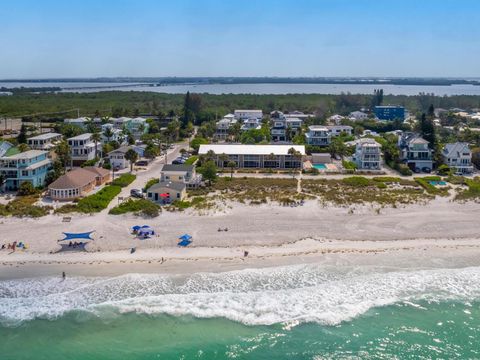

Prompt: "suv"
[130,189,144,198]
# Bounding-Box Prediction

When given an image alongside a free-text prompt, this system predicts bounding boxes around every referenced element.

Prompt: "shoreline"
[2,237,480,280]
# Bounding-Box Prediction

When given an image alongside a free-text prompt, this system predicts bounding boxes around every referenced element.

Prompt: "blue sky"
[1,0,479,78]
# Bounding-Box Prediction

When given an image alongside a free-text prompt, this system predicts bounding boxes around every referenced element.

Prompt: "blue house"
[0,150,52,191]
[374,106,406,121]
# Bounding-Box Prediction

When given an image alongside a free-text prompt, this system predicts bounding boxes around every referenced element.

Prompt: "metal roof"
[199,144,305,156]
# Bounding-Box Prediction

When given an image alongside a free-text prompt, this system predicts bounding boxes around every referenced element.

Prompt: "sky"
[1,0,479,79]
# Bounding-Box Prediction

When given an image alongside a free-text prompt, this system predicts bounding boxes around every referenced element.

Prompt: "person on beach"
[62,272,66,280]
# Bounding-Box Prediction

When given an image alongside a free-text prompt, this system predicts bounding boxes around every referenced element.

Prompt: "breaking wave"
[1,264,480,327]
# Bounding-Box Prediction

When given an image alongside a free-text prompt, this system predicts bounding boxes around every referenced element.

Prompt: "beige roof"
[48,167,109,190]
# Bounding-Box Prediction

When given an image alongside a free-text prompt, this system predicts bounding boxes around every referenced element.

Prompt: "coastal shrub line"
[111,173,136,187]
[109,198,160,217]
[56,185,122,213]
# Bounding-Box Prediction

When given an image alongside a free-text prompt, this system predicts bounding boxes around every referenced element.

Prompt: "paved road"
[107,142,189,210]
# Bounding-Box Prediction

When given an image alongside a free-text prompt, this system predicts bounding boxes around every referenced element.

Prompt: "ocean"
[1,264,480,359]
[2,81,480,96]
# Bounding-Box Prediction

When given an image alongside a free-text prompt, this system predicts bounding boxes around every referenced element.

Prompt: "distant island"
[1,77,480,88]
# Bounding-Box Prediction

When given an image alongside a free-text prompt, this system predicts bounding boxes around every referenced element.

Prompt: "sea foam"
[1,264,480,327]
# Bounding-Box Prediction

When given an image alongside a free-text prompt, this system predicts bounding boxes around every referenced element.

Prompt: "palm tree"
[103,126,114,143]
[288,147,303,176]
[124,149,138,173]
[227,161,237,178]
[85,117,97,133]
[17,143,30,153]
[0,174,6,193]
[218,153,229,168]
[91,131,101,161]
[265,152,277,168]
[229,121,242,142]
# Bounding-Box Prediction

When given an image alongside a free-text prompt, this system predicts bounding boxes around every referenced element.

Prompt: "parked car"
[172,157,186,164]
[422,167,431,173]
[135,160,149,166]
[130,189,144,198]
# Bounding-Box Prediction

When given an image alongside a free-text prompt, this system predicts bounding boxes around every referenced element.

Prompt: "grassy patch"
[56,185,122,213]
[111,173,136,187]
[414,176,449,196]
[189,177,306,205]
[455,177,480,201]
[0,195,51,217]
[109,198,160,217]
[184,155,198,165]
[302,178,428,206]
[144,178,159,192]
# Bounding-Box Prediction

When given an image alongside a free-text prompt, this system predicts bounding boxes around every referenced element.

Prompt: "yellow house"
[147,181,187,204]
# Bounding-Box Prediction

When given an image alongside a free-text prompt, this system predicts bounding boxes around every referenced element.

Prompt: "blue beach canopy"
[178,239,192,247]
[178,234,192,247]
[60,231,95,242]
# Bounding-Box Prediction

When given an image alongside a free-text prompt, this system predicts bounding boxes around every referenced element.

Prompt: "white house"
[234,109,263,121]
[305,126,331,146]
[214,115,238,140]
[101,123,126,144]
[107,145,146,170]
[27,132,62,150]
[349,111,368,121]
[398,132,433,171]
[241,118,262,131]
[199,144,305,169]
[442,142,474,174]
[353,138,382,170]
[326,125,353,137]
[160,164,202,188]
[67,133,102,166]
[64,117,89,128]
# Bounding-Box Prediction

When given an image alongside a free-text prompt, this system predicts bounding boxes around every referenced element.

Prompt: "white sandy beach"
[1,194,480,279]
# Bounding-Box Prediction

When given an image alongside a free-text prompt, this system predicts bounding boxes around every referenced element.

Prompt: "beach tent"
[60,231,95,242]
[138,226,155,238]
[57,231,95,252]
[132,225,151,233]
[178,234,192,247]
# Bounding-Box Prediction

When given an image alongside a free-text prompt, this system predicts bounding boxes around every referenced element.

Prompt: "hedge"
[109,198,160,217]
[111,173,136,187]
[75,185,122,213]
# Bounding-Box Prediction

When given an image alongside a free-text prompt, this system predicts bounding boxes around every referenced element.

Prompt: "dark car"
[172,157,186,164]
[135,160,148,166]
[422,167,432,173]
[130,189,144,198]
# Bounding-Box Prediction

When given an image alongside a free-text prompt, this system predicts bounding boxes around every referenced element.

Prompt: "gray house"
[398,132,433,171]
[442,142,474,174]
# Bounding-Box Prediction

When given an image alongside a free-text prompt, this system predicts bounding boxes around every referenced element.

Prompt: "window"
[176,192,180,198]
[22,170,28,176]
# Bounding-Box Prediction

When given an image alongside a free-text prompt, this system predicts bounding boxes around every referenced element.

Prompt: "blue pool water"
[312,164,326,169]
[429,181,447,186]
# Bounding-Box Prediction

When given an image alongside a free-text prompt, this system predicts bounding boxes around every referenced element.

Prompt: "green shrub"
[80,158,99,167]
[397,164,413,176]
[342,160,357,170]
[17,182,37,196]
[109,198,160,217]
[184,155,198,165]
[56,185,123,213]
[144,178,159,192]
[437,164,451,176]
[342,176,373,187]
[111,173,136,187]
[1,195,50,217]
[455,178,480,201]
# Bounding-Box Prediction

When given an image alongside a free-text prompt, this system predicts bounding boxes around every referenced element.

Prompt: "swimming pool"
[312,164,327,170]
[429,181,447,186]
